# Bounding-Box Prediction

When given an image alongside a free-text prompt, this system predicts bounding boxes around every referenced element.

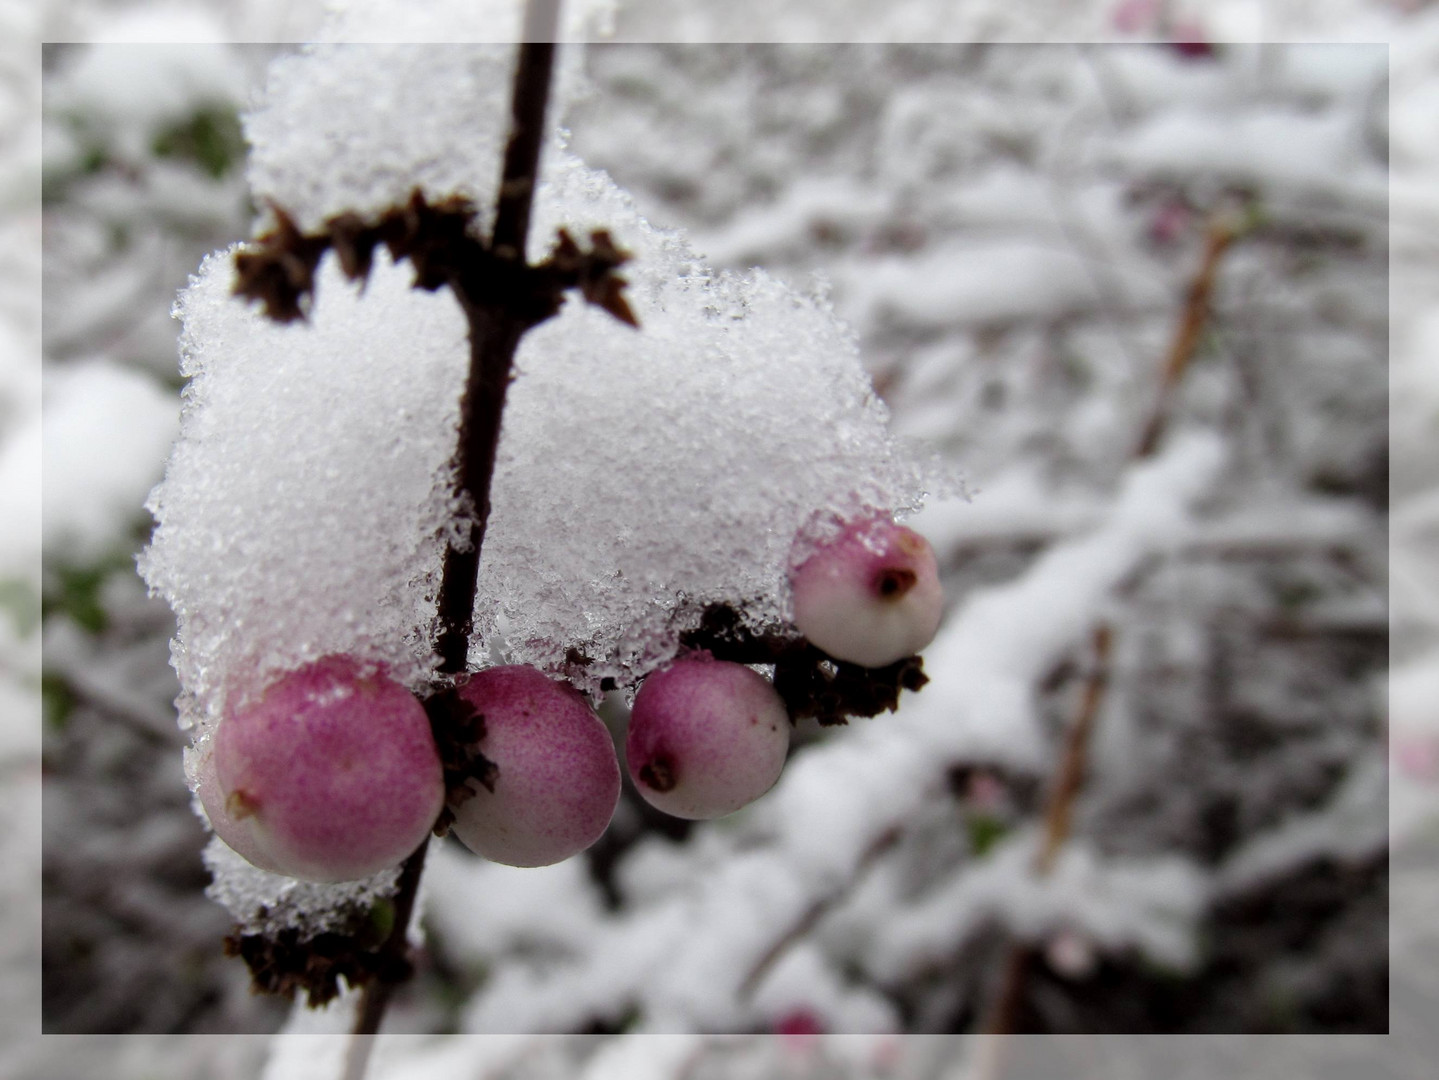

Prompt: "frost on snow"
[141,41,939,933]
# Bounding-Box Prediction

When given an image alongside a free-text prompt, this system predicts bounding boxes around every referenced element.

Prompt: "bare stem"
[977,623,1111,1046]
[342,841,428,1075]
[348,1,563,1061]
[737,825,903,999]
[1033,623,1112,875]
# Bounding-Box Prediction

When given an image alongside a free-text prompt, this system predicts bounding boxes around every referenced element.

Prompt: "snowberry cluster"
[201,518,941,880]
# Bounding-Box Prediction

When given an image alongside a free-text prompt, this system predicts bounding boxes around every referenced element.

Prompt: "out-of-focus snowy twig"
[738,824,903,999]
[976,207,1241,1062]
[976,623,1111,1069]
[1134,210,1239,458]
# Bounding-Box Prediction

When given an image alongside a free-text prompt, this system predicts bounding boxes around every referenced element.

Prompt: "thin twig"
[974,217,1240,1056]
[737,825,903,999]
[1032,623,1112,876]
[1134,214,1239,459]
[970,948,1030,1080]
[347,0,563,1059]
[341,841,428,1080]
[974,623,1110,1066]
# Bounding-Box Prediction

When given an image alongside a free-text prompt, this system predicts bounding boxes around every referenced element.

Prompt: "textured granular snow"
[244,44,518,238]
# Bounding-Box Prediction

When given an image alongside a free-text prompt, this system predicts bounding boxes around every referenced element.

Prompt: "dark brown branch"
[489,36,555,261]
[227,0,638,1058]
[349,15,562,1056]
[430,36,557,673]
[981,946,1034,1041]
[233,199,632,332]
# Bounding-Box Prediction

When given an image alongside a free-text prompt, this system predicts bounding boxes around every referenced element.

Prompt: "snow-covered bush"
[29,3,1412,1079]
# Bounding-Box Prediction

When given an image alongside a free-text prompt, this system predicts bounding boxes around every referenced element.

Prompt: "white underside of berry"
[791,522,943,667]
[194,744,291,878]
[795,574,941,667]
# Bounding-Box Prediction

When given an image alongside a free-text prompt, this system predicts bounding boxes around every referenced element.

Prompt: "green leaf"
[151,105,245,179]
[42,672,75,732]
[364,898,396,946]
[966,813,1008,857]
[0,577,40,637]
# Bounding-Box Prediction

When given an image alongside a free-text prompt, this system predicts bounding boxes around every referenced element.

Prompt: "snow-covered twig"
[975,623,1110,1061]
[737,824,903,999]
[976,209,1241,1057]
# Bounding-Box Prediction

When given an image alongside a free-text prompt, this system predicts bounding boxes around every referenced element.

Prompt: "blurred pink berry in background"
[1111,0,1160,33]
[1045,925,1100,980]
[1394,734,1439,783]
[1169,25,1216,59]
[964,770,1008,813]
[775,1006,826,1050]
[1148,198,1194,246]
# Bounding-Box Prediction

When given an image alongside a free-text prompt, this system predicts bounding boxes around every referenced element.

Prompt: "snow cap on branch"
[144,36,940,931]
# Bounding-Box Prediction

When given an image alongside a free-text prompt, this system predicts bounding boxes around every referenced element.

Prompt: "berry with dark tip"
[626,654,791,820]
[207,655,445,883]
[448,665,621,868]
[790,517,943,667]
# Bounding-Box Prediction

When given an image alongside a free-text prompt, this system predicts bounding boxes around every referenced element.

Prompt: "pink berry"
[448,665,620,868]
[626,655,790,820]
[790,517,943,667]
[208,655,444,883]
